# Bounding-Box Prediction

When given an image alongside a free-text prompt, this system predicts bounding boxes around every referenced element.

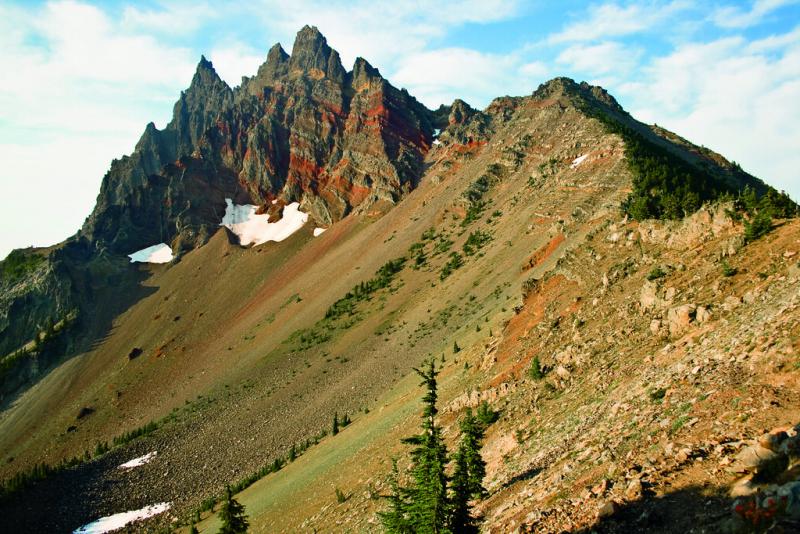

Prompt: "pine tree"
[402,359,451,532]
[449,446,474,533]
[379,459,414,533]
[332,412,339,435]
[381,359,451,532]
[449,408,487,532]
[218,486,248,534]
[189,522,199,534]
[452,341,461,354]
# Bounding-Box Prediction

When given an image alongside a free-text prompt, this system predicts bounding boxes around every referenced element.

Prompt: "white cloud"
[208,43,266,87]
[0,1,197,258]
[392,48,551,108]
[121,2,215,35]
[549,1,691,43]
[747,24,800,52]
[712,0,800,29]
[617,30,800,198]
[556,41,643,78]
[243,0,522,72]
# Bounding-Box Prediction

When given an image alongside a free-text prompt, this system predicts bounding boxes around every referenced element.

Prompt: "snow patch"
[313,227,327,237]
[118,451,157,470]
[220,199,309,246]
[128,243,173,264]
[433,128,441,137]
[73,502,171,534]
[433,139,441,146]
[570,154,588,169]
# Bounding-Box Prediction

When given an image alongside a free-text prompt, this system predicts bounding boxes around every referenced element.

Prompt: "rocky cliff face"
[82,26,434,255]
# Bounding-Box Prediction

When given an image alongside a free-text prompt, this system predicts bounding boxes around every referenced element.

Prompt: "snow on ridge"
[72,502,171,534]
[313,227,327,237]
[128,243,173,264]
[570,154,588,169]
[118,451,157,470]
[220,198,309,246]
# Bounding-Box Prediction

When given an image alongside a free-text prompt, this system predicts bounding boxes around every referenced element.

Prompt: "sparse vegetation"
[744,211,772,243]
[0,249,45,283]
[462,230,492,256]
[529,356,544,380]
[721,260,738,277]
[325,257,407,320]
[286,257,407,350]
[647,266,666,281]
[440,252,464,280]
[461,175,492,226]
[475,401,499,427]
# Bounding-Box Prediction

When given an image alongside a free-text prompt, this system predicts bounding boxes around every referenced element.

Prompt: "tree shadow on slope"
[0,247,158,412]
[572,484,799,534]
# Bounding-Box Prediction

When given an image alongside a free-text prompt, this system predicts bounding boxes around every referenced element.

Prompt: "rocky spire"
[289,25,345,83]
[169,55,233,158]
[350,57,382,90]
[189,55,225,91]
[448,99,476,125]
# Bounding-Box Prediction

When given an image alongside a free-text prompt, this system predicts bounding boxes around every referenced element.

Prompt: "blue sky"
[1,0,799,258]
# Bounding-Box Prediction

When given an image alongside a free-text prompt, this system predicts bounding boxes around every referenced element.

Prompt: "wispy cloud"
[556,41,643,78]
[0,0,197,255]
[618,29,800,194]
[121,2,215,35]
[242,0,523,70]
[392,48,551,107]
[712,0,800,29]
[548,1,691,43]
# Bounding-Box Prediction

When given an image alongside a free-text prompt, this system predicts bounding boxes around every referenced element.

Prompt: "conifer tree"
[332,412,340,435]
[390,359,451,532]
[189,521,199,534]
[379,459,414,533]
[449,408,488,532]
[218,485,248,534]
[449,447,474,533]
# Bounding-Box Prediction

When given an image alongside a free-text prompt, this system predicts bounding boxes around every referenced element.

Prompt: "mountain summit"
[82,26,434,257]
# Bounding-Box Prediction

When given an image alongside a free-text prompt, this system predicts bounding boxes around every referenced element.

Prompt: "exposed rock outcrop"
[83,25,434,254]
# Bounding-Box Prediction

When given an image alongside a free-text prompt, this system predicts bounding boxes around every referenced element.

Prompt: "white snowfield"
[72,502,171,534]
[570,154,589,169]
[128,243,173,264]
[221,199,309,246]
[118,451,157,470]
[313,227,327,237]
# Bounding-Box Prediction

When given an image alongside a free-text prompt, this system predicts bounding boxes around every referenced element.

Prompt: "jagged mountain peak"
[448,98,477,125]
[531,76,624,112]
[189,54,226,89]
[349,56,383,88]
[289,25,345,81]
